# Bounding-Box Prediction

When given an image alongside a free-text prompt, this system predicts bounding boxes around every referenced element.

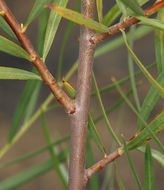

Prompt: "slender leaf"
[43,0,68,60]
[122,135,143,190]
[103,4,120,26]
[114,162,126,190]
[86,137,99,190]
[154,7,164,73]
[25,0,51,29]
[138,147,164,168]
[128,25,141,111]
[41,112,68,188]
[88,113,107,155]
[37,7,49,57]
[0,35,30,60]
[23,82,41,124]
[0,67,41,80]
[94,84,140,124]
[0,160,54,190]
[57,0,81,81]
[116,0,128,17]
[122,30,164,97]
[0,15,17,40]
[144,143,154,190]
[92,72,121,146]
[47,4,109,33]
[8,81,40,142]
[96,0,103,23]
[138,72,164,130]
[137,16,164,31]
[128,110,164,150]
[120,0,144,16]
[112,78,164,153]
[0,136,69,169]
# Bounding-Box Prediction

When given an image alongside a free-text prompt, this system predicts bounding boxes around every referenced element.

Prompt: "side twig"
[86,147,123,179]
[91,0,164,45]
[68,0,95,189]
[0,0,75,113]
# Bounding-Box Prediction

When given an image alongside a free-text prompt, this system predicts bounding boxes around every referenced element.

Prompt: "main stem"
[68,0,95,189]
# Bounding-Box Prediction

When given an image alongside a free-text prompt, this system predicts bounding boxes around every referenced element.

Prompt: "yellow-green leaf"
[144,143,154,190]
[25,0,51,29]
[155,7,164,73]
[0,67,41,80]
[122,30,164,98]
[120,0,144,16]
[137,16,164,31]
[47,4,109,33]
[96,0,103,23]
[43,0,68,60]
[127,110,164,150]
[0,35,30,60]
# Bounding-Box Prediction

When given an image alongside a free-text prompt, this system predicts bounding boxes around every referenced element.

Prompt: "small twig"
[86,146,123,180]
[0,0,75,114]
[91,0,164,45]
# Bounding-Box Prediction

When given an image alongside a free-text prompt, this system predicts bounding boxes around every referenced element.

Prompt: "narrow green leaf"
[112,78,164,153]
[0,160,54,190]
[103,4,120,26]
[43,0,68,60]
[0,15,17,40]
[41,112,68,189]
[25,0,51,29]
[128,25,141,111]
[120,0,144,16]
[122,135,143,190]
[47,4,109,33]
[88,113,107,155]
[144,144,154,190]
[154,7,164,73]
[0,67,41,80]
[92,72,121,146]
[0,136,69,169]
[116,0,128,17]
[8,81,41,142]
[122,30,164,97]
[57,0,81,81]
[138,147,164,168]
[138,72,164,130]
[37,7,49,57]
[23,82,41,124]
[86,137,99,190]
[128,110,164,150]
[137,16,164,31]
[96,0,103,23]
[114,162,126,190]
[0,35,30,60]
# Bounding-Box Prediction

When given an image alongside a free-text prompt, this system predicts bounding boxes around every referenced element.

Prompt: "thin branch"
[0,0,75,114]
[68,0,95,189]
[86,147,123,179]
[91,0,164,45]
